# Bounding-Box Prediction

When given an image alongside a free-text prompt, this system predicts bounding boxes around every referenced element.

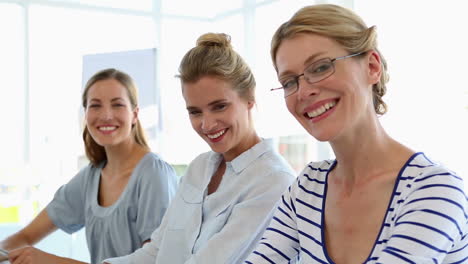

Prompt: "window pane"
[162,0,243,18]
[0,4,24,168]
[158,18,212,165]
[45,0,152,11]
[355,0,468,181]
[28,4,156,203]
[253,0,311,139]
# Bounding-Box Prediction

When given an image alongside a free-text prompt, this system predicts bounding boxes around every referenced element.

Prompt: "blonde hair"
[271,4,389,115]
[177,33,256,102]
[81,68,149,165]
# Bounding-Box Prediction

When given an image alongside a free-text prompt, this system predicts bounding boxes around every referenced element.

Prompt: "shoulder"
[138,152,174,171]
[133,152,178,185]
[253,139,296,176]
[288,159,334,195]
[399,153,467,222]
[189,151,214,165]
[296,159,334,182]
[69,162,100,186]
[404,153,465,194]
[178,151,215,184]
[257,150,295,176]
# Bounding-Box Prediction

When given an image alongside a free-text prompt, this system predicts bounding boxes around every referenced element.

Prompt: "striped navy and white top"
[245,152,467,264]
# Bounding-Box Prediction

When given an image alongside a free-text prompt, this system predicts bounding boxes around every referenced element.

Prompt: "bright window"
[355,0,468,181]
[0,4,24,169]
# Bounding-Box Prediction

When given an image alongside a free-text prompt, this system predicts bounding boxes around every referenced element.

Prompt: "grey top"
[46,152,178,264]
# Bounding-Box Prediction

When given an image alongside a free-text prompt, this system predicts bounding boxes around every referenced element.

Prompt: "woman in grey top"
[0,69,178,264]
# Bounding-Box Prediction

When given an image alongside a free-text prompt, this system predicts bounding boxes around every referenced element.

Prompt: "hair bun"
[196,33,232,48]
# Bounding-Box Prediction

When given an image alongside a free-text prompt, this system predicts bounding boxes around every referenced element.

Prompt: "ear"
[367,50,382,85]
[247,100,255,110]
[132,106,139,125]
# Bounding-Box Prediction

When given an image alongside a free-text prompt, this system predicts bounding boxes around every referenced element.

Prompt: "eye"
[281,78,297,90]
[188,110,201,116]
[112,103,125,107]
[308,61,333,74]
[213,103,227,111]
[88,104,100,108]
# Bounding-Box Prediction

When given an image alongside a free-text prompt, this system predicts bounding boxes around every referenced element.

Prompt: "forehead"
[182,76,239,106]
[87,79,129,99]
[275,33,343,75]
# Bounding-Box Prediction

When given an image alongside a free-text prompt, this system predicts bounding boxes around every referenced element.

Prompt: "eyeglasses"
[271,52,365,98]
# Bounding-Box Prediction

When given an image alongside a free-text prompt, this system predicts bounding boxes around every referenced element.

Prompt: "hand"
[8,246,59,264]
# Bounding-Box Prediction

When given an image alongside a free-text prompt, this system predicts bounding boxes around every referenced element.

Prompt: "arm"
[0,209,57,250]
[376,170,467,263]
[1,167,90,263]
[103,171,180,264]
[8,247,88,264]
[103,209,170,264]
[244,182,301,264]
[184,171,295,264]
[0,210,87,264]
[135,157,178,244]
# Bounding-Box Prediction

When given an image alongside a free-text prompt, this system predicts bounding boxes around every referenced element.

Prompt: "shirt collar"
[228,138,273,174]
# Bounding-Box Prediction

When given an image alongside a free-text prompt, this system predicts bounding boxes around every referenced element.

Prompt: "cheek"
[189,117,200,132]
[84,111,94,124]
[285,97,297,116]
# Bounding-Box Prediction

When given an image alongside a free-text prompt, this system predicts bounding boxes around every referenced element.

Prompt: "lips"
[207,129,226,139]
[98,126,117,131]
[206,128,228,142]
[303,99,338,119]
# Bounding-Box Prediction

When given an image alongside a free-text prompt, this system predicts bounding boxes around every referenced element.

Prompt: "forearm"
[1,209,57,251]
[7,246,90,264]
[104,237,159,264]
[50,255,89,264]
[0,232,32,251]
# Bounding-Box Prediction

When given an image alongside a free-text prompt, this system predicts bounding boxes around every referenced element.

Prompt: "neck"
[223,130,261,162]
[329,115,412,186]
[104,140,148,174]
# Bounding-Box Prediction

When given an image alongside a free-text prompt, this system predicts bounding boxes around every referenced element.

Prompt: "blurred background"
[0,0,467,261]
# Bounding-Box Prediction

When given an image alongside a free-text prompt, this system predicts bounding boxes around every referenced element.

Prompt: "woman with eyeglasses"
[245,4,467,264]
[102,33,295,264]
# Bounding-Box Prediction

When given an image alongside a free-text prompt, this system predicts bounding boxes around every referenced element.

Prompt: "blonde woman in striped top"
[246,4,466,264]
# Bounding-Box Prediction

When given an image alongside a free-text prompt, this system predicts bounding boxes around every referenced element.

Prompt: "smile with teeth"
[306,100,337,118]
[207,129,226,139]
[99,126,117,131]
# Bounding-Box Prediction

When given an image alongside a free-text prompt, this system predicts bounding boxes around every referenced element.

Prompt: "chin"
[305,127,334,142]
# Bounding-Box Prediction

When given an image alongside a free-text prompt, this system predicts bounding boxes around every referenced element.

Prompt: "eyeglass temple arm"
[334,51,366,61]
[270,87,285,91]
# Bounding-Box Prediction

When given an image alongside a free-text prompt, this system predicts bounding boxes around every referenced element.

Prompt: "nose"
[201,113,217,132]
[100,105,113,121]
[296,76,319,101]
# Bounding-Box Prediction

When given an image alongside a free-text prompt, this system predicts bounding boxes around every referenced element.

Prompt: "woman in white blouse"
[104,33,296,264]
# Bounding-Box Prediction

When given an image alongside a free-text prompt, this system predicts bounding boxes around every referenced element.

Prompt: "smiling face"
[85,78,138,148]
[182,76,255,161]
[275,33,380,142]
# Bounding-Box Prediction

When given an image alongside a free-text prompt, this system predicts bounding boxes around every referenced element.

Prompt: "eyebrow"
[88,97,125,103]
[278,51,327,79]
[303,51,327,66]
[186,99,228,111]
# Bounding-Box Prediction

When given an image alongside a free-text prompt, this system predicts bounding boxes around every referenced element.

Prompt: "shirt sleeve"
[182,170,295,264]
[102,227,162,264]
[45,166,89,234]
[375,167,467,263]
[136,156,179,242]
[244,179,301,264]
